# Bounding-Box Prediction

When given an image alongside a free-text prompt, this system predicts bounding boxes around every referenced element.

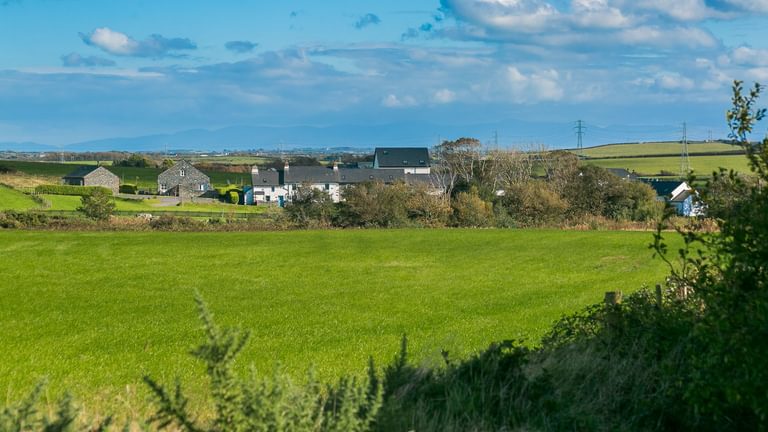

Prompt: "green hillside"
[578,141,742,158]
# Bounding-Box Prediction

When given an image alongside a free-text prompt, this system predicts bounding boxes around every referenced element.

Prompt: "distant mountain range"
[0,120,723,153]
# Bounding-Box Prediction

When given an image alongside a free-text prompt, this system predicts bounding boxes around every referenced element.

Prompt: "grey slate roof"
[255,165,436,187]
[63,165,104,179]
[374,147,430,168]
[607,168,639,181]
[252,169,281,186]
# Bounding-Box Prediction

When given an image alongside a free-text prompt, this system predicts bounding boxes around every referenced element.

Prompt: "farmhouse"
[373,147,431,174]
[248,161,436,205]
[643,180,702,216]
[62,166,120,194]
[157,160,211,198]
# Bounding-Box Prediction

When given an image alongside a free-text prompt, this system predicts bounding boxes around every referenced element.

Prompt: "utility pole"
[575,120,586,157]
[494,130,499,151]
[681,122,690,179]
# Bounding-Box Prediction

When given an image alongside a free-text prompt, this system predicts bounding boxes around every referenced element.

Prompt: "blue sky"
[2,0,768,148]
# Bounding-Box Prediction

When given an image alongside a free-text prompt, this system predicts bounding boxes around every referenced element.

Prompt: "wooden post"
[604,291,623,306]
[655,284,663,309]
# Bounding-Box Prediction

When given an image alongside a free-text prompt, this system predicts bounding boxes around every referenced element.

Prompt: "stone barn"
[157,160,211,198]
[62,166,120,194]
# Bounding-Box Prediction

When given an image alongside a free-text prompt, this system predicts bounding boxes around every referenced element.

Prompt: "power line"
[574,120,586,157]
[681,121,690,179]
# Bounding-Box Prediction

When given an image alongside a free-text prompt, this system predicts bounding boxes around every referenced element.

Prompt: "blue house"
[642,180,702,216]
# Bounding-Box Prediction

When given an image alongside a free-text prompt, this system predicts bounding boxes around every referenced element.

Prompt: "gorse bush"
[144,295,383,432]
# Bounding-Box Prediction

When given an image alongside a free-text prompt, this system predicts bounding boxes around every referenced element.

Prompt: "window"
[266,196,271,202]
[199,184,205,191]
[180,169,186,177]
[419,160,425,165]
[325,183,330,190]
[402,160,409,165]
[271,186,275,192]
[160,183,167,190]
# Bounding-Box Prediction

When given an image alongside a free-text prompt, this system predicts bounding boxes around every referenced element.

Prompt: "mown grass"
[0,185,42,210]
[39,194,266,214]
[579,141,741,158]
[0,161,250,188]
[0,229,677,416]
[586,154,751,176]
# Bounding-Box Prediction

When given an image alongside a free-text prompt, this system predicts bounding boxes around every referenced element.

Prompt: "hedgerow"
[34,184,113,196]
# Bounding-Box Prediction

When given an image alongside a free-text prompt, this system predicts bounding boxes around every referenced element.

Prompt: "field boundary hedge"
[34,184,113,196]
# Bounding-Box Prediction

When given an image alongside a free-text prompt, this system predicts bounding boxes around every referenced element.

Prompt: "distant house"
[643,180,702,216]
[62,166,119,194]
[248,162,436,206]
[157,160,211,198]
[373,147,431,174]
[607,168,639,181]
[246,166,287,206]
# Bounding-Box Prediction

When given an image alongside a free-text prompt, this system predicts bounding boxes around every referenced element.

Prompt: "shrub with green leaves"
[77,189,115,221]
[144,295,382,432]
[119,183,138,194]
[34,184,112,197]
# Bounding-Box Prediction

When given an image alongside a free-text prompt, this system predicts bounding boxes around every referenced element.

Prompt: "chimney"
[333,161,339,172]
[284,161,290,171]
[251,165,259,176]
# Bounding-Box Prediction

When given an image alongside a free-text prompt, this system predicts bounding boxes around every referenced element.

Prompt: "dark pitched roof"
[63,165,109,179]
[276,166,437,186]
[642,180,686,198]
[374,147,430,168]
[607,168,639,181]
[252,169,281,186]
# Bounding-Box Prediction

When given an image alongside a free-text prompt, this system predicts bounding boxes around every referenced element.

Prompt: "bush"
[285,185,337,228]
[149,215,203,231]
[216,185,242,204]
[77,189,116,221]
[228,190,240,205]
[338,181,410,228]
[451,187,494,227]
[118,183,138,194]
[144,295,382,432]
[497,181,568,227]
[35,184,113,197]
[0,211,50,229]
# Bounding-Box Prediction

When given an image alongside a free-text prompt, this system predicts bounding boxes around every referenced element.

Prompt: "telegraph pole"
[680,122,690,179]
[575,120,586,157]
[494,130,499,151]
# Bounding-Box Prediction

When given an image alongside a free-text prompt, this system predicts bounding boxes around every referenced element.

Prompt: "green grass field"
[0,229,679,415]
[40,194,265,214]
[587,154,751,176]
[0,185,42,210]
[579,141,741,158]
[0,160,250,188]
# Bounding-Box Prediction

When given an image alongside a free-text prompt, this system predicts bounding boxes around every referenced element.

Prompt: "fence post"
[655,284,663,310]
[604,291,623,306]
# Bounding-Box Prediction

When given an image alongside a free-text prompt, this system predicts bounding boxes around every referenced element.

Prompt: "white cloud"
[381,94,417,108]
[505,66,563,102]
[80,27,196,58]
[433,88,457,103]
[730,46,768,67]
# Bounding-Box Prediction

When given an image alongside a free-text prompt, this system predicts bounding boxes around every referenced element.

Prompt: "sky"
[2,0,768,149]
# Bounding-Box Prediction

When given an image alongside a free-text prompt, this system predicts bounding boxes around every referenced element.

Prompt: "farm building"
[157,160,211,198]
[643,180,702,216]
[62,166,120,194]
[373,147,431,174]
[247,161,436,206]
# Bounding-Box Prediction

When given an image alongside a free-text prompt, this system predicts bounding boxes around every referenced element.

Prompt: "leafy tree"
[451,186,494,227]
[498,180,568,227]
[285,184,337,227]
[338,181,410,228]
[659,80,768,427]
[77,188,115,221]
